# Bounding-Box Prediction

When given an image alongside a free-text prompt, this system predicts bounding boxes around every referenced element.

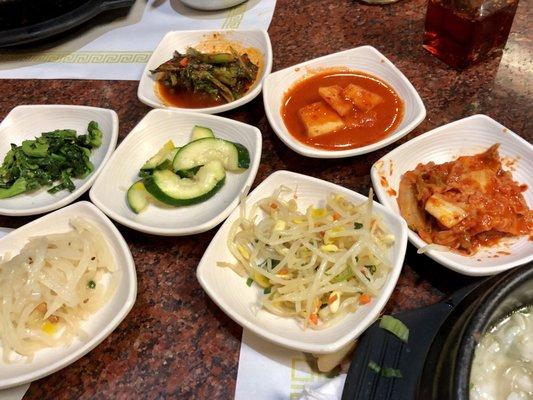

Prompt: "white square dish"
[90,109,262,236]
[262,45,426,158]
[0,105,118,216]
[0,201,137,389]
[137,29,273,114]
[196,170,408,354]
[371,114,533,276]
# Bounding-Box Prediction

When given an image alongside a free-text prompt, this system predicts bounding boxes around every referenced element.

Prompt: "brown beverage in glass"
[423,0,519,69]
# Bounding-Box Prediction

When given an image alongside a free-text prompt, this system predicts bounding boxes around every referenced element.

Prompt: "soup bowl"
[417,262,533,399]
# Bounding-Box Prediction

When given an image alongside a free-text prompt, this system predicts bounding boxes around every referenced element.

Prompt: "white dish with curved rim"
[197,170,408,354]
[90,109,262,236]
[0,105,118,216]
[137,29,272,114]
[371,114,533,276]
[0,201,137,390]
[263,45,426,158]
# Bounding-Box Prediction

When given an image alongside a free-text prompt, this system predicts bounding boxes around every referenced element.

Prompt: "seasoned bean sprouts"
[218,187,395,329]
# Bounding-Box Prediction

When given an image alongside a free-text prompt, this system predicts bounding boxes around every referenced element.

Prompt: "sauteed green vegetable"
[0,121,102,198]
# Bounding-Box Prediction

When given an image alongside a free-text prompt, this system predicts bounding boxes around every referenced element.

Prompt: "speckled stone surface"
[0,0,531,398]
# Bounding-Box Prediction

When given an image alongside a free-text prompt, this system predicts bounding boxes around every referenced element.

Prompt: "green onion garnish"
[368,360,381,373]
[271,259,280,269]
[381,368,403,378]
[87,280,96,289]
[331,267,352,283]
[368,361,403,378]
[246,277,253,287]
[366,264,376,274]
[263,287,272,294]
[354,222,363,229]
[379,315,409,342]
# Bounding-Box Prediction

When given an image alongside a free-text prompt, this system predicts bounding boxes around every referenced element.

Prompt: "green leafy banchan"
[0,121,103,198]
[151,47,259,103]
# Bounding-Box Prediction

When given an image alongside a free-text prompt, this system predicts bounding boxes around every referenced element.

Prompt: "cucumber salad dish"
[127,125,250,213]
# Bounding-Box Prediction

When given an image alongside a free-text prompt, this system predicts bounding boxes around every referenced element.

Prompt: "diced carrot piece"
[359,294,371,305]
[309,313,319,325]
[332,212,341,221]
[179,58,189,67]
[328,294,338,304]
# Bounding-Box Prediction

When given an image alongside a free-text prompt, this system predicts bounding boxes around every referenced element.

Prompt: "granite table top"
[0,0,531,398]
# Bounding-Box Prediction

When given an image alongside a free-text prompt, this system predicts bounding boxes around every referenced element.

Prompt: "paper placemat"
[235,329,341,400]
[0,0,276,80]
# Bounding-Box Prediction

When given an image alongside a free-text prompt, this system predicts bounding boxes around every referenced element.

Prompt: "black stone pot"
[342,262,532,400]
[0,0,135,47]
[417,262,533,399]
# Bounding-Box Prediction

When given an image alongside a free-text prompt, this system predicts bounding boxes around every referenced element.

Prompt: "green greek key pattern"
[289,357,328,398]
[0,51,152,64]
[221,2,247,29]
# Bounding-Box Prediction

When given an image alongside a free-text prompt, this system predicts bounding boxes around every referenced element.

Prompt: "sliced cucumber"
[141,140,175,170]
[144,160,226,206]
[127,181,151,213]
[190,125,215,141]
[156,147,180,170]
[172,138,250,175]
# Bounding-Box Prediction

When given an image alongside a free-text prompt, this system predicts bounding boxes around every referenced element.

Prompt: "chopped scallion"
[354,222,363,229]
[366,264,376,274]
[381,368,403,378]
[87,280,96,289]
[246,277,253,287]
[368,360,381,373]
[379,315,409,342]
[263,287,272,294]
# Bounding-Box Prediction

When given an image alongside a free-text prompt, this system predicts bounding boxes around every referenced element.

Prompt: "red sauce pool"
[281,70,404,151]
[156,82,225,108]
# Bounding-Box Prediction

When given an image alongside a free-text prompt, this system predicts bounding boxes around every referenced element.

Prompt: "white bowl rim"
[263,45,426,159]
[0,201,137,389]
[196,170,408,353]
[89,108,262,236]
[371,114,533,276]
[137,29,273,114]
[0,104,118,217]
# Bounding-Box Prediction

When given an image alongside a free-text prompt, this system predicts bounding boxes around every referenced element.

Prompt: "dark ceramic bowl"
[0,0,134,47]
[417,262,533,399]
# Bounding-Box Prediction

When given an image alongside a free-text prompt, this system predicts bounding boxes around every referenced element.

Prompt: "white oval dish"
[0,105,118,216]
[196,170,408,354]
[371,114,533,276]
[137,30,273,114]
[262,45,426,158]
[179,0,247,10]
[90,109,262,236]
[0,201,137,389]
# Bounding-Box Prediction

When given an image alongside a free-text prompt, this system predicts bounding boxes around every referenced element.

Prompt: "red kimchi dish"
[397,144,533,254]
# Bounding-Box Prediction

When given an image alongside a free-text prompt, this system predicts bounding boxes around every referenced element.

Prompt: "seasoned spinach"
[0,121,103,198]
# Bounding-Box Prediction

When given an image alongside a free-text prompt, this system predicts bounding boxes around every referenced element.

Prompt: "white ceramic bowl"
[263,45,426,158]
[179,0,247,10]
[90,109,262,236]
[0,105,118,216]
[0,201,137,389]
[197,170,408,354]
[137,30,272,114]
[371,114,533,276]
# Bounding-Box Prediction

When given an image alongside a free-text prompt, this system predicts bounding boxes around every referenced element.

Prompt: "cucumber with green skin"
[172,137,250,175]
[190,125,215,141]
[127,180,151,213]
[143,160,226,206]
[141,140,175,170]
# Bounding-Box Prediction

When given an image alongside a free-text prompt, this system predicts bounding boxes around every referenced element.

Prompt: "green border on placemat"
[0,51,152,64]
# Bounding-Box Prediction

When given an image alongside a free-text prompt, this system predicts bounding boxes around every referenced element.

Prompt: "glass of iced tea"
[423,0,520,69]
